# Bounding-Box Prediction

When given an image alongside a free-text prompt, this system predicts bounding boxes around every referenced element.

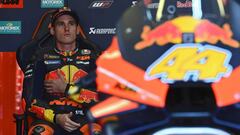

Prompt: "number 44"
[145,44,233,83]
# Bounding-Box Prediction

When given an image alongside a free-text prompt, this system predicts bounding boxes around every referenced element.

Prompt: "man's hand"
[44,69,67,94]
[55,112,80,132]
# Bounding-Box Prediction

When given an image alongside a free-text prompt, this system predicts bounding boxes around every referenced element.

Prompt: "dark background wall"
[0,0,140,51]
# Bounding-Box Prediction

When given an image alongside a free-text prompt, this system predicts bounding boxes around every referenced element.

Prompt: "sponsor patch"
[0,21,21,34]
[88,0,113,9]
[24,74,32,78]
[76,56,91,60]
[41,0,64,8]
[44,60,61,65]
[24,69,33,74]
[76,61,90,65]
[89,27,116,35]
[81,49,91,55]
[0,0,23,8]
[177,0,192,8]
[75,110,84,115]
[44,54,60,59]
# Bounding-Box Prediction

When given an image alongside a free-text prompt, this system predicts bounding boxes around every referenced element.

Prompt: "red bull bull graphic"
[45,69,66,81]
[77,89,98,103]
[134,16,239,50]
[71,69,88,83]
[45,65,87,84]
[145,44,232,84]
[195,21,239,48]
[134,22,182,50]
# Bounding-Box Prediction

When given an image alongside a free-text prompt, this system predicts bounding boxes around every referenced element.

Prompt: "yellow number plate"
[145,44,232,83]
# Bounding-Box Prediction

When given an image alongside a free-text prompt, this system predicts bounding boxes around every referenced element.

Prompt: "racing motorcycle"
[87,0,240,134]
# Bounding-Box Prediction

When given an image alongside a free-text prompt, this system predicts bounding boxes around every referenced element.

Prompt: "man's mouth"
[64,34,71,37]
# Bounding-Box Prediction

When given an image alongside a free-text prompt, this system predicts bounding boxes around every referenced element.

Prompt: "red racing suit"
[22,41,101,135]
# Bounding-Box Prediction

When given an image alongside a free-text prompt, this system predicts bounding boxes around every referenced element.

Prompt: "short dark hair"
[51,7,79,26]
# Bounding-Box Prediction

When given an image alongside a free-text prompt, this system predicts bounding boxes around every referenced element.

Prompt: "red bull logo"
[177,0,192,8]
[45,70,66,80]
[195,20,239,47]
[134,16,239,50]
[135,22,182,50]
[72,70,88,82]
[45,65,87,83]
[78,89,98,103]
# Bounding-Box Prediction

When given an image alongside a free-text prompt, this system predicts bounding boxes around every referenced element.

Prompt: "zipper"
[68,63,71,84]
[67,52,71,84]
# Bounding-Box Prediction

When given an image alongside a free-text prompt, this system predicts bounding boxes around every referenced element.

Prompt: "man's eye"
[56,22,64,26]
[69,21,76,26]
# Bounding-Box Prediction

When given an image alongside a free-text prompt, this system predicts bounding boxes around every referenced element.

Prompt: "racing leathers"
[22,41,101,135]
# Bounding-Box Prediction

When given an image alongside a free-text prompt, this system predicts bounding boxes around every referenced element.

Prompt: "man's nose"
[64,24,70,31]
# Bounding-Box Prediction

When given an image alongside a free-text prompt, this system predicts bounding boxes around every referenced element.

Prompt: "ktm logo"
[0,0,23,8]
[89,0,113,8]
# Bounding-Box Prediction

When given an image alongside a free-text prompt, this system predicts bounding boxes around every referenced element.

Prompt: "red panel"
[0,0,23,8]
[212,66,240,107]
[0,52,17,135]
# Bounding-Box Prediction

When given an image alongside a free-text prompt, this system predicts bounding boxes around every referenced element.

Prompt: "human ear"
[76,25,80,35]
[50,27,55,35]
